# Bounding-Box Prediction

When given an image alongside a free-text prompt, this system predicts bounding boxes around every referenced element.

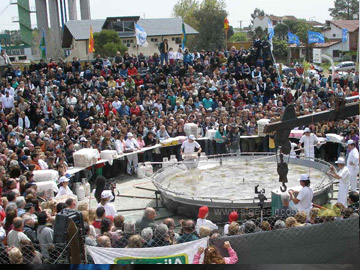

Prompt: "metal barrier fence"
[209,217,359,264]
[0,243,69,264]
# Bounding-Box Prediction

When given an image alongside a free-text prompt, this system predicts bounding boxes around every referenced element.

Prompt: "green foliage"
[228,32,248,42]
[254,26,268,39]
[329,0,359,20]
[173,0,228,51]
[274,23,289,40]
[172,0,200,29]
[293,20,316,44]
[93,30,128,57]
[272,38,288,60]
[251,8,265,24]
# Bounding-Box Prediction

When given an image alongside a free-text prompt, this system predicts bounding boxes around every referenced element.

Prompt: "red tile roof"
[313,40,342,48]
[329,20,359,32]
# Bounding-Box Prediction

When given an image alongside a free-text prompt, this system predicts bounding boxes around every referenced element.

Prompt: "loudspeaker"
[53,209,84,243]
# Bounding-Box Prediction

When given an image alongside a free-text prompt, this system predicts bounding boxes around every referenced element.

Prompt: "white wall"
[122,36,183,56]
[252,17,269,31]
[322,23,349,51]
[320,41,347,61]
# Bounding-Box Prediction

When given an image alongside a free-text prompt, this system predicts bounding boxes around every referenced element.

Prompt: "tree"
[329,0,359,20]
[254,26,268,39]
[272,38,288,61]
[227,26,234,40]
[93,30,128,57]
[250,8,265,24]
[274,23,289,41]
[172,0,200,29]
[192,0,228,50]
[228,32,247,42]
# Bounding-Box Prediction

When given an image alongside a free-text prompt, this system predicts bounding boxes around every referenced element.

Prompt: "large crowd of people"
[0,36,359,264]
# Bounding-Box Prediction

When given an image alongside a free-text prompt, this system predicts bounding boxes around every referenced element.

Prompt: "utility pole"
[238,20,243,30]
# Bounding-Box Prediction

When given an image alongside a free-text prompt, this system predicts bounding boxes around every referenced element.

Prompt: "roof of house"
[313,40,342,48]
[64,19,105,41]
[257,15,297,21]
[328,20,359,32]
[63,18,198,43]
[137,18,198,36]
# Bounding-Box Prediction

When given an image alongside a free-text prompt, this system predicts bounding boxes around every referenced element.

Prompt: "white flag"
[135,23,148,47]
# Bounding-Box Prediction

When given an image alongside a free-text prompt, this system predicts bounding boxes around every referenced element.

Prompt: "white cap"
[70,118,75,123]
[101,190,114,201]
[347,139,355,145]
[299,174,310,181]
[59,176,70,183]
[344,119,350,124]
[304,128,311,133]
[189,134,196,140]
[127,132,133,137]
[335,157,346,164]
[80,137,88,142]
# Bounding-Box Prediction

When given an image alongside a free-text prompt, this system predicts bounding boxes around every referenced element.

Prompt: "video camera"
[255,185,267,209]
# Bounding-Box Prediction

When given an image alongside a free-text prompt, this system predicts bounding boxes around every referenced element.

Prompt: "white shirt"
[38,159,48,170]
[5,87,14,96]
[299,134,318,153]
[115,139,126,154]
[338,166,351,186]
[1,95,14,108]
[347,147,359,172]
[181,140,200,154]
[125,138,139,151]
[56,186,74,198]
[296,186,313,214]
[97,202,117,218]
[112,100,122,110]
[195,218,218,233]
[7,230,30,248]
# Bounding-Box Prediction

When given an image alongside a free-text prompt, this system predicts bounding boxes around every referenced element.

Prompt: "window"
[112,21,135,32]
[333,50,340,57]
[126,44,130,47]
[151,38,158,42]
[333,34,336,37]
[174,37,182,44]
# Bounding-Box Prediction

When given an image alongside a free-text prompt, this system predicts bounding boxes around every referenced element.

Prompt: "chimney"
[80,0,91,20]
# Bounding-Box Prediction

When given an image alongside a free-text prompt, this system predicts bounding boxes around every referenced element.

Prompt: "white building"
[62,17,198,60]
[252,15,298,31]
[316,20,359,60]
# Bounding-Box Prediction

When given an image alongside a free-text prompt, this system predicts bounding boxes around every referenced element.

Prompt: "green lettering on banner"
[114,254,188,264]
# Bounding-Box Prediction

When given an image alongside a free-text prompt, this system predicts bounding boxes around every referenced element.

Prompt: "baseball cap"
[335,157,345,164]
[304,128,311,133]
[127,132,133,138]
[24,203,34,210]
[347,139,355,145]
[189,134,196,140]
[21,155,29,161]
[299,174,310,181]
[80,137,88,142]
[101,190,114,201]
[59,176,70,183]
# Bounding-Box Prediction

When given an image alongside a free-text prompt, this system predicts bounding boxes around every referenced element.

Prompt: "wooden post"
[67,219,84,264]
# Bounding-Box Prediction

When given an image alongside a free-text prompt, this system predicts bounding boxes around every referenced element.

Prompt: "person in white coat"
[346,140,359,192]
[327,157,350,207]
[195,206,218,234]
[55,176,74,198]
[288,174,313,216]
[98,190,117,218]
[18,111,30,129]
[298,128,320,160]
[125,132,140,175]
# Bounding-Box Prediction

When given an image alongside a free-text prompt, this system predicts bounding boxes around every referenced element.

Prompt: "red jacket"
[127,67,138,76]
[130,106,141,116]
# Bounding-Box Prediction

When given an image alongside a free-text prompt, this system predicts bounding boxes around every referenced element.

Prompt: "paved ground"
[87,174,186,227]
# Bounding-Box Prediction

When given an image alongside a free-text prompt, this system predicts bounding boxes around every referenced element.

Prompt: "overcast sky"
[0,0,335,32]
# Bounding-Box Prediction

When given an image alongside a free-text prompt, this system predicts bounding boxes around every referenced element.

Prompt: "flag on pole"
[224,17,229,32]
[39,29,46,59]
[288,32,300,47]
[267,19,274,41]
[135,23,148,47]
[0,42,2,51]
[342,28,348,42]
[88,25,95,54]
[181,21,187,50]
[308,30,325,44]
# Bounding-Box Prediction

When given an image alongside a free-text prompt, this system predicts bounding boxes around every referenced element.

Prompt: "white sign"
[86,238,208,264]
[313,48,322,64]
